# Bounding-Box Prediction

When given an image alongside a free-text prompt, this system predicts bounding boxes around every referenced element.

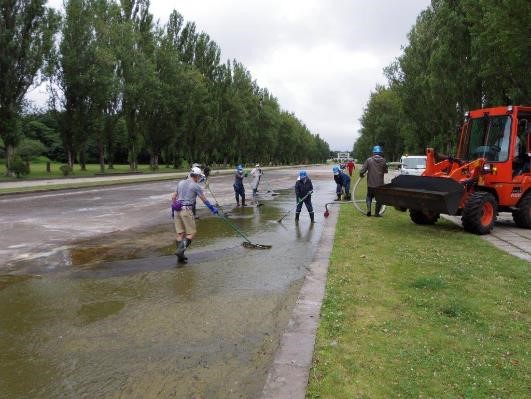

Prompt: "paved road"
[443,214,531,262]
[0,168,308,269]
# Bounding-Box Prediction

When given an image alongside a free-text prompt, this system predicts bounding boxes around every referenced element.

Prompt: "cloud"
[37,0,430,150]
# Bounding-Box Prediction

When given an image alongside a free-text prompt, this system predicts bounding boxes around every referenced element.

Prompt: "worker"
[250,163,263,200]
[333,166,351,201]
[360,145,388,217]
[203,164,211,180]
[172,166,218,262]
[346,159,355,177]
[233,164,246,206]
[295,170,314,223]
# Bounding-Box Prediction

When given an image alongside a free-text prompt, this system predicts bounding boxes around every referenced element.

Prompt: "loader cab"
[514,115,531,176]
[459,114,512,163]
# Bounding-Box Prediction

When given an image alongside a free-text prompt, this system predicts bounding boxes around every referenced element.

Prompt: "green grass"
[0,157,185,180]
[307,206,530,398]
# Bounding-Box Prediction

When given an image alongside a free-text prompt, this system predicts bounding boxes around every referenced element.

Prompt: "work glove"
[204,200,219,215]
[244,172,249,177]
[360,173,365,178]
[296,197,301,203]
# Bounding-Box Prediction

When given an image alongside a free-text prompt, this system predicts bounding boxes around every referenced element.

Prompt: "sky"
[35,0,431,151]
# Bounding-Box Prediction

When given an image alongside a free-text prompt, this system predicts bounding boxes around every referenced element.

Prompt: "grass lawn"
[307,205,529,398]
[0,157,184,180]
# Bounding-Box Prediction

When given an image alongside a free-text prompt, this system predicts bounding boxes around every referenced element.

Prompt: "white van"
[400,155,427,176]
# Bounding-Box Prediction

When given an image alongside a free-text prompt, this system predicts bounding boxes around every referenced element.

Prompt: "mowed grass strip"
[0,158,185,180]
[307,206,529,398]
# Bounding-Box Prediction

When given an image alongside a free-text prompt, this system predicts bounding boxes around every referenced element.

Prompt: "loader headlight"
[482,164,496,174]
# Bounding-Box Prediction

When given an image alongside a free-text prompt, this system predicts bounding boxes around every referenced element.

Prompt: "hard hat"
[332,166,340,175]
[299,170,307,178]
[236,164,243,171]
[190,166,204,177]
[373,145,383,154]
[255,163,260,167]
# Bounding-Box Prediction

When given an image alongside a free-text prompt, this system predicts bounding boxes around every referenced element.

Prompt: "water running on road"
[0,175,335,398]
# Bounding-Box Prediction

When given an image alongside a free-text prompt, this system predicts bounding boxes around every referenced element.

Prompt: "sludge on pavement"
[0,172,336,398]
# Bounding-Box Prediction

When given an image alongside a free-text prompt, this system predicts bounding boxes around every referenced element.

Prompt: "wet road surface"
[0,167,336,398]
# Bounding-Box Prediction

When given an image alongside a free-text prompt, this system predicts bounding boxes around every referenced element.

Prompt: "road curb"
[261,205,339,398]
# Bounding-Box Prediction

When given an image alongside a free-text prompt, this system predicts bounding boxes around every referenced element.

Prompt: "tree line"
[354,0,530,162]
[0,0,330,175]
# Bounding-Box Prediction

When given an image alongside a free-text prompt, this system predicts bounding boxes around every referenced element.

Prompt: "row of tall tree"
[0,0,329,174]
[354,0,530,161]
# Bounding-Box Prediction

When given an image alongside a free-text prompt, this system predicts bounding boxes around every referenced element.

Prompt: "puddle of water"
[0,180,335,398]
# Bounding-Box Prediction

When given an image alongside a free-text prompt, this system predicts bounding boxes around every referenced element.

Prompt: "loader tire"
[462,192,497,235]
[409,209,440,225]
[512,192,531,229]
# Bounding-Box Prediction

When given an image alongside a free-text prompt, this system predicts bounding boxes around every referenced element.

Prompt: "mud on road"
[0,166,336,398]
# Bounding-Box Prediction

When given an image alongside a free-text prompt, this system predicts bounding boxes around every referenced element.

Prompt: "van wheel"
[462,192,497,235]
[409,209,440,225]
[512,192,531,228]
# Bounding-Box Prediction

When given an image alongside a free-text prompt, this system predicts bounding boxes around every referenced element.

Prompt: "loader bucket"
[374,175,464,215]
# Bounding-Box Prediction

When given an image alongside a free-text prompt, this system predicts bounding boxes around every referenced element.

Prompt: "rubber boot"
[366,198,372,217]
[175,240,187,262]
[178,238,192,263]
[310,212,315,223]
[345,193,351,201]
[375,203,382,217]
[242,197,246,207]
[295,212,300,223]
[335,193,342,201]
[235,193,240,207]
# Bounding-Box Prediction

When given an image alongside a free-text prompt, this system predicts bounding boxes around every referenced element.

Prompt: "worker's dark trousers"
[366,187,382,213]
[296,196,314,217]
[234,184,245,205]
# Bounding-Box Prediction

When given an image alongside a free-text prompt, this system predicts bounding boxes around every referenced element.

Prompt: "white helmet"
[190,166,204,177]
[255,163,260,167]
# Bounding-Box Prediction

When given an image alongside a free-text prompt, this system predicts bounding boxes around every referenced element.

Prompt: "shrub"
[59,164,73,176]
[10,157,30,178]
[17,139,47,162]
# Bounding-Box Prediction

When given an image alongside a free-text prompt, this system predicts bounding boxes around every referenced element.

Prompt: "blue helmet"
[373,145,383,154]
[299,170,307,178]
[236,164,243,171]
[332,166,340,175]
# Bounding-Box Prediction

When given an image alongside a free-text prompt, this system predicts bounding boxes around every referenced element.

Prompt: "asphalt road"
[0,167,309,270]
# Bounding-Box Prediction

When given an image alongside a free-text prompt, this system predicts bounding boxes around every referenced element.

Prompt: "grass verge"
[307,205,529,398]
[0,159,186,181]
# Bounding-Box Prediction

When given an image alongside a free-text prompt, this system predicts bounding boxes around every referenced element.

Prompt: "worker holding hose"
[360,145,388,217]
[295,170,315,223]
[233,164,247,206]
[172,166,218,262]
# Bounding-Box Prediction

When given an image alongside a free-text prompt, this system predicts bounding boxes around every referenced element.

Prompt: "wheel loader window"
[466,116,511,162]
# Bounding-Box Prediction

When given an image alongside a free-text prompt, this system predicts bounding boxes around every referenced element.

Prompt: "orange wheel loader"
[374,105,531,234]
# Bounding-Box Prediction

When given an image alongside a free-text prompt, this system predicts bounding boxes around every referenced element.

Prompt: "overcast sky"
[36,0,430,151]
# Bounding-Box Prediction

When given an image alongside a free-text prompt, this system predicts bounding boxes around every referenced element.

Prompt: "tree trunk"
[99,144,105,173]
[79,150,87,171]
[67,149,74,168]
[129,142,137,170]
[5,144,15,176]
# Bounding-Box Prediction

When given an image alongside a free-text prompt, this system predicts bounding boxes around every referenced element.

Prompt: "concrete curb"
[261,206,339,398]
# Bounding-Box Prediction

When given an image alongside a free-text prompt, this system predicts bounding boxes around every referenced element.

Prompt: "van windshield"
[403,158,426,169]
